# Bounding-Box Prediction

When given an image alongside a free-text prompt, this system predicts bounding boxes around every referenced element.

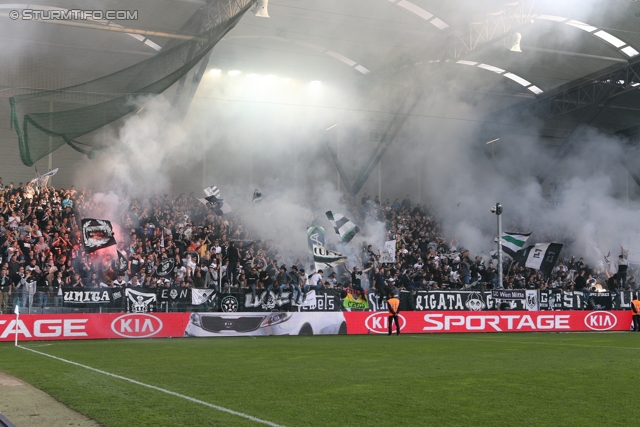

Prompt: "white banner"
[380,240,396,263]
[192,289,216,305]
[525,290,539,311]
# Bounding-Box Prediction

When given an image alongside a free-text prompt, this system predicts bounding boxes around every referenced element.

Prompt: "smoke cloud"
[67,0,640,268]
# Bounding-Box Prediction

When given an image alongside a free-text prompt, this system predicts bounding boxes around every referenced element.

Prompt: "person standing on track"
[632,294,640,332]
[387,293,400,335]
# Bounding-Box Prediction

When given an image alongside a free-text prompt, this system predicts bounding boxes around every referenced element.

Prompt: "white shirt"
[309,273,323,287]
[8,215,20,228]
[175,265,186,279]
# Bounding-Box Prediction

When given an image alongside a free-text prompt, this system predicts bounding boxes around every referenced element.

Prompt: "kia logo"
[224,321,234,328]
[111,314,163,338]
[584,311,617,331]
[364,313,406,334]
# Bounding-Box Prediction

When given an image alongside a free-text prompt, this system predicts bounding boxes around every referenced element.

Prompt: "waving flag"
[326,211,359,243]
[81,219,116,253]
[313,244,347,271]
[519,243,563,277]
[307,226,325,254]
[199,185,232,215]
[498,232,531,258]
[203,186,220,199]
[117,251,128,274]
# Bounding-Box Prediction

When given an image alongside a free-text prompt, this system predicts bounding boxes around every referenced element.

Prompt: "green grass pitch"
[1,333,639,426]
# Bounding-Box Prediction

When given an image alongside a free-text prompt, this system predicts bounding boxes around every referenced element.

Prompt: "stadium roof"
[1,0,640,186]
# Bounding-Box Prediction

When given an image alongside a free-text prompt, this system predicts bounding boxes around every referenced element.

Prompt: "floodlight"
[253,0,269,17]
[509,32,522,52]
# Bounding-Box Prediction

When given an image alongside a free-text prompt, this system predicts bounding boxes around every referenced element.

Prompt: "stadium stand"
[0,180,635,314]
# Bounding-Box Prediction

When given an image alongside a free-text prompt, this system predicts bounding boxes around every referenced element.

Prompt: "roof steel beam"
[488,56,640,124]
[350,3,537,196]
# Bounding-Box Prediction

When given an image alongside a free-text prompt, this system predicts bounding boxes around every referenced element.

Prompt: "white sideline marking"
[17,345,285,427]
[410,334,640,350]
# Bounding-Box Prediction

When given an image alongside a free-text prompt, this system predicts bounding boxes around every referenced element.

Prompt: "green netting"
[10,0,255,166]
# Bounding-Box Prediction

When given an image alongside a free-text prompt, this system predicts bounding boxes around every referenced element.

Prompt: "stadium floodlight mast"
[491,203,503,289]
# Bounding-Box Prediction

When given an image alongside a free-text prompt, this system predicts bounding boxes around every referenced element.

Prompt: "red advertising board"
[344,311,633,334]
[0,311,633,341]
[0,313,190,342]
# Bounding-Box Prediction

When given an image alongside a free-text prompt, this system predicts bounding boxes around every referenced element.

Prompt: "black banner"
[62,288,113,304]
[125,288,157,313]
[81,218,116,253]
[491,289,526,300]
[156,258,175,277]
[538,290,563,310]
[395,290,631,312]
[117,251,128,274]
[410,291,497,311]
[242,289,341,312]
[157,287,191,303]
[299,289,341,312]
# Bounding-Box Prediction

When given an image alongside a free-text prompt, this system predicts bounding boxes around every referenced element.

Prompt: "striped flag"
[203,186,220,199]
[313,244,347,271]
[200,185,232,215]
[499,232,531,258]
[326,211,360,243]
[307,226,325,254]
[519,243,563,277]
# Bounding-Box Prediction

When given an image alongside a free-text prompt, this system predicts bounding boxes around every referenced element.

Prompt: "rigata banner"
[344,310,633,334]
[395,290,635,312]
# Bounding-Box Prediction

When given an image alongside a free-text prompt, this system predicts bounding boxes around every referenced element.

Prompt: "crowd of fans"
[0,177,636,314]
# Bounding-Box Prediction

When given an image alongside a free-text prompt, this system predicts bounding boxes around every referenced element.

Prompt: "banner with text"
[344,310,632,334]
[0,313,189,342]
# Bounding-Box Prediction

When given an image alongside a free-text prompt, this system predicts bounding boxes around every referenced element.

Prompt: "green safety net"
[10,0,255,166]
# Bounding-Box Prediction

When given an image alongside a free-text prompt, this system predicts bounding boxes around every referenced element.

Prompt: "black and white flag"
[380,240,396,263]
[252,189,262,203]
[313,244,347,271]
[81,219,117,253]
[203,185,220,199]
[199,185,232,215]
[125,288,156,313]
[519,243,563,277]
[326,211,360,243]
[307,226,325,254]
[192,289,216,305]
[117,251,128,274]
[156,258,175,277]
[498,232,531,259]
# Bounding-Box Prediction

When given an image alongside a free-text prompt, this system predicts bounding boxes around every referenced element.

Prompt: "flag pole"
[14,299,20,347]
[492,203,503,290]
